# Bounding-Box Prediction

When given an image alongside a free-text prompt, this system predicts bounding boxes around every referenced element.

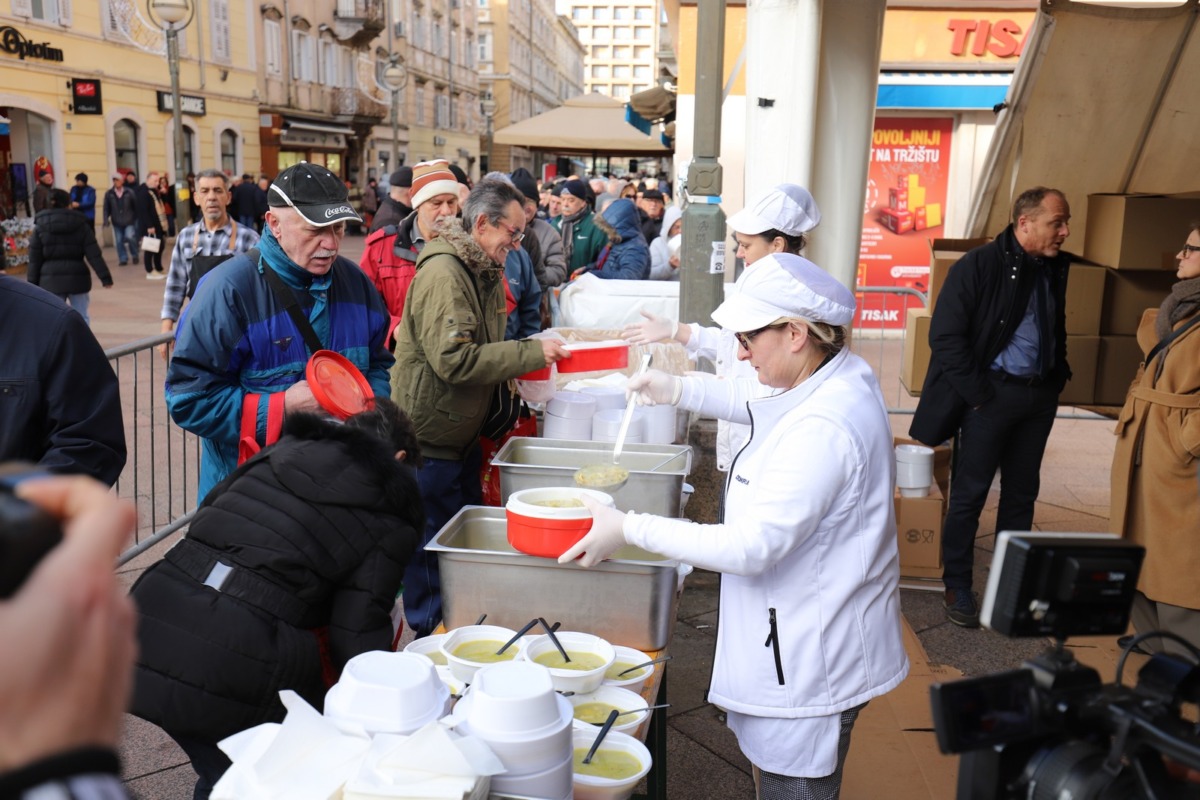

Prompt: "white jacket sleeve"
[624,416,857,576]
[677,373,772,425]
[683,323,722,362]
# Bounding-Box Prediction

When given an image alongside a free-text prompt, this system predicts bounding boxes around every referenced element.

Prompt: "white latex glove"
[557,497,630,568]
[625,369,682,407]
[622,310,679,345]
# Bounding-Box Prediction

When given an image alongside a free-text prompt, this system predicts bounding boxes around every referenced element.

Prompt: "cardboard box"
[927,237,992,313]
[1101,268,1175,335]
[901,309,932,396]
[895,484,944,571]
[1060,335,1099,406]
[894,436,952,501]
[880,208,914,235]
[1065,264,1106,336]
[1095,335,1142,405]
[1083,193,1200,269]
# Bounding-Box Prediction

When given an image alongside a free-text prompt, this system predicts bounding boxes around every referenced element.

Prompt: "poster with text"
[857,117,953,330]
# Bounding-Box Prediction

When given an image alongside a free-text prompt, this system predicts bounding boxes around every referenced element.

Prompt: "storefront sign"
[0,26,64,62]
[857,117,953,329]
[71,78,102,115]
[881,10,1035,65]
[156,91,206,116]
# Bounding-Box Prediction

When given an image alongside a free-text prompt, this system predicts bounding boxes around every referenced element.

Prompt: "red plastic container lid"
[557,340,630,374]
[306,350,374,420]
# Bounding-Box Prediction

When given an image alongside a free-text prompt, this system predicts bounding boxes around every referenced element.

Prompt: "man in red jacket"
[359,160,462,347]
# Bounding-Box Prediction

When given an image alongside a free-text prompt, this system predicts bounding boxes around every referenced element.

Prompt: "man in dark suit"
[909,187,1072,628]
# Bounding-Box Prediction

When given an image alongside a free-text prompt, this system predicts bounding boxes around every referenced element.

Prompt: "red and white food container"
[556,341,630,374]
[505,487,615,558]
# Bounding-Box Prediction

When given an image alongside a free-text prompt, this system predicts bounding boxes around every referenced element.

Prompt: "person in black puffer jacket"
[28,189,112,325]
[130,398,425,800]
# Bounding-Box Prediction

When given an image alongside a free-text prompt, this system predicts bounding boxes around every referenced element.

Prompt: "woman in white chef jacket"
[622,184,820,474]
[564,253,909,800]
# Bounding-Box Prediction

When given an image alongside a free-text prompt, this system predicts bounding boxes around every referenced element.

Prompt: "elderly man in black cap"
[165,162,394,501]
[369,166,414,233]
[639,188,666,241]
[550,178,608,277]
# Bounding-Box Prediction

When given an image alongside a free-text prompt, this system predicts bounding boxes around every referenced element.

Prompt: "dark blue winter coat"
[588,198,650,280]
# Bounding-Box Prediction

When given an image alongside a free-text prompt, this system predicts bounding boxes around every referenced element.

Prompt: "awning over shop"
[493,92,670,155]
[876,72,1013,110]
[280,118,356,150]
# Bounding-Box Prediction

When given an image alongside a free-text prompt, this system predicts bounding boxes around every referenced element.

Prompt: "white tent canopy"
[492,92,670,154]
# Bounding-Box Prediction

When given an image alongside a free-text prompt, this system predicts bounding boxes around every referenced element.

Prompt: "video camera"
[930,533,1200,799]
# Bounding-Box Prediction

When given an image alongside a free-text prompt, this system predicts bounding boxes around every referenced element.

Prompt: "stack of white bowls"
[579,385,627,414]
[543,391,596,440]
[452,661,574,800]
[592,408,644,444]
[323,651,450,736]
[895,443,935,497]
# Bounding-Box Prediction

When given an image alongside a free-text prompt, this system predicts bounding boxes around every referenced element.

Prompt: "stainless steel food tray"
[490,437,693,516]
[428,506,680,651]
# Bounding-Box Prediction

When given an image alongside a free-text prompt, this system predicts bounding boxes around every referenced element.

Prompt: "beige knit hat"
[410,159,462,208]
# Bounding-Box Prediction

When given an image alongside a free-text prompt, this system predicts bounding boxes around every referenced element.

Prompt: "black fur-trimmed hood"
[264,412,425,532]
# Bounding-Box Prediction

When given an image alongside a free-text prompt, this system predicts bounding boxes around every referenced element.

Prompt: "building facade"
[477,0,585,174]
[0,0,260,224]
[560,0,659,102]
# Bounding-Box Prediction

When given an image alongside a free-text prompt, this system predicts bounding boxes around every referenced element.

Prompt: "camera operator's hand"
[0,476,137,773]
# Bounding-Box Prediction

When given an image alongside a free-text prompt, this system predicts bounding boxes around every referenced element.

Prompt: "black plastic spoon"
[495,618,541,656]
[618,654,672,677]
[582,708,621,765]
[539,617,571,663]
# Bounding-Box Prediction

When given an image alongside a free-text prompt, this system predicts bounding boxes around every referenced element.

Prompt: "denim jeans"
[113,223,138,264]
[57,292,90,324]
[941,376,1058,591]
[402,443,483,638]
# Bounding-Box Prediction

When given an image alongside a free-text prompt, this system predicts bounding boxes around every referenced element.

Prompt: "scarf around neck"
[558,205,589,265]
[258,226,333,351]
[1156,275,1200,341]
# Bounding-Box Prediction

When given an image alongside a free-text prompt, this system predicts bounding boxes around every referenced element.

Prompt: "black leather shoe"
[1117,634,1150,655]
[944,589,980,628]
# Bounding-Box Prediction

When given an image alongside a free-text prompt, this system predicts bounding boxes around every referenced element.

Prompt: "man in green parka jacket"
[391,179,571,637]
[551,179,608,276]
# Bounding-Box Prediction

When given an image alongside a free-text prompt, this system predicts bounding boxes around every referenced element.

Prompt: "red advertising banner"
[857,117,953,329]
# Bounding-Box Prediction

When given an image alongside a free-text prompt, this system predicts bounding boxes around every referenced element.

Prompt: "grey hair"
[462,179,526,231]
[195,168,230,187]
[1011,186,1066,225]
[483,171,514,186]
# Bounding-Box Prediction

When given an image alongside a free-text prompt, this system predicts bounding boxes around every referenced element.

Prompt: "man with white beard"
[165,162,394,500]
[359,159,463,348]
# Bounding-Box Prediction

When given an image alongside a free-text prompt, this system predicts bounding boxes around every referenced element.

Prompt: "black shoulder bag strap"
[1145,313,1200,367]
[256,249,324,355]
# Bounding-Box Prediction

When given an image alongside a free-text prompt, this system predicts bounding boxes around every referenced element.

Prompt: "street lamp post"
[148,0,194,231]
[382,57,408,173]
[480,92,497,174]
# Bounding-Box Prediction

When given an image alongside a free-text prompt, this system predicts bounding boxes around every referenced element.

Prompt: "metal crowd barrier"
[107,333,201,566]
[850,285,927,416]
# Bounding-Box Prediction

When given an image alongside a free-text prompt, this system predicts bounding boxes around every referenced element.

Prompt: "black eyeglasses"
[498,221,525,244]
[734,323,786,351]
[1182,243,1200,255]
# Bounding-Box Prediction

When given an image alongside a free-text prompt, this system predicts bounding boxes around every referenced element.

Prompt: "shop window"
[181,124,195,177]
[220,130,237,176]
[113,119,140,176]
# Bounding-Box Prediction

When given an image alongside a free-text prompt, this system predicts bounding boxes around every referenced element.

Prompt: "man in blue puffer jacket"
[165,163,393,501]
[569,198,650,281]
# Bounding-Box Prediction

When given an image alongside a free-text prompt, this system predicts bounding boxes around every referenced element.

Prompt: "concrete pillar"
[743,0,821,203]
[806,0,886,291]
